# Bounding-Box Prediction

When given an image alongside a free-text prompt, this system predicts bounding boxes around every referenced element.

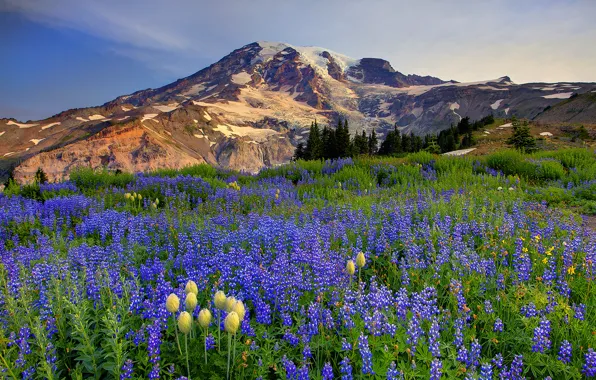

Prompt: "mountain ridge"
[2,41,596,183]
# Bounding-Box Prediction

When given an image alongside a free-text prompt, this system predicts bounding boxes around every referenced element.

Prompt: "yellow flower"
[522,247,528,253]
[346,260,355,276]
[232,300,246,321]
[542,258,548,264]
[356,252,366,268]
[185,280,198,295]
[185,292,198,312]
[198,308,212,328]
[214,290,227,310]
[226,296,237,312]
[224,311,240,334]
[567,266,575,275]
[178,311,192,335]
[166,293,180,313]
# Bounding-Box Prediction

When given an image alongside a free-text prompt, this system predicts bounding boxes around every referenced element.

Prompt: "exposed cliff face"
[2,41,596,182]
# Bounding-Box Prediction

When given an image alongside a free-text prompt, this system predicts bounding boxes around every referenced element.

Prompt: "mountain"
[2,41,596,182]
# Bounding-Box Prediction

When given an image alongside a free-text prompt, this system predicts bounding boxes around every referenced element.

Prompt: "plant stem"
[227,333,232,380]
[218,311,222,353]
[173,314,182,355]
[185,334,190,380]
[204,328,207,365]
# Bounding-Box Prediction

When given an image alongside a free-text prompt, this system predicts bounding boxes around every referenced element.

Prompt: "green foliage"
[70,167,135,190]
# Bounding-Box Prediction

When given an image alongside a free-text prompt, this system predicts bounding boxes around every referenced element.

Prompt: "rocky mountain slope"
[1,41,596,182]
[534,92,596,124]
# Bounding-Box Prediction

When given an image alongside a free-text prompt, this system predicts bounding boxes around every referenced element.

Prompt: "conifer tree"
[34,167,48,184]
[304,121,323,160]
[506,118,537,153]
[368,130,378,155]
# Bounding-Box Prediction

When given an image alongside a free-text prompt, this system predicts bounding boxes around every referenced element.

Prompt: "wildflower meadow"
[1,148,595,379]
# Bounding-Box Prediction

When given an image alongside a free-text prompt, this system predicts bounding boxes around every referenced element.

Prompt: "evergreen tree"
[294,143,306,160]
[304,121,323,160]
[353,130,369,155]
[321,125,336,159]
[401,133,412,153]
[424,135,441,154]
[34,167,48,184]
[378,127,402,156]
[368,130,378,155]
[335,119,352,158]
[506,119,537,153]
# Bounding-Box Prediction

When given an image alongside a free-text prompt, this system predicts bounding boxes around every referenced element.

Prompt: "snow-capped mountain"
[2,41,596,182]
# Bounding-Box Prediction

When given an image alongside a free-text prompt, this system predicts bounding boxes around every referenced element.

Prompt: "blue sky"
[1,0,596,121]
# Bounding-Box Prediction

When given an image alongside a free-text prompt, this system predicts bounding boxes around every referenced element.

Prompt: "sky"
[1,0,596,121]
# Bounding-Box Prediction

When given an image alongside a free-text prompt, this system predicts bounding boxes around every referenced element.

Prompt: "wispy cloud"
[3,0,596,82]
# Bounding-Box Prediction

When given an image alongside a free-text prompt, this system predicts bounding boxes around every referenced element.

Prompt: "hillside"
[534,92,596,124]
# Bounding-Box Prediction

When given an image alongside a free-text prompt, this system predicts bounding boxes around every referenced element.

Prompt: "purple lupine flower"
[572,303,586,321]
[341,337,352,351]
[469,339,482,368]
[583,348,596,377]
[428,318,441,358]
[479,363,492,380]
[282,356,297,379]
[558,340,572,364]
[206,334,216,350]
[492,353,504,369]
[386,361,403,380]
[322,362,334,380]
[531,318,551,353]
[121,359,133,379]
[429,359,442,380]
[340,357,352,380]
[358,333,374,375]
[494,318,504,332]
[484,300,494,314]
[297,365,309,380]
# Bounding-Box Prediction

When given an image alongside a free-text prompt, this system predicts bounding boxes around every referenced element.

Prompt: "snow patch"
[231,71,253,85]
[141,114,159,122]
[30,138,45,145]
[203,112,212,121]
[213,123,278,141]
[443,148,476,156]
[540,132,553,137]
[490,99,504,110]
[3,152,15,157]
[449,102,462,121]
[498,123,513,128]
[41,122,61,130]
[154,104,179,113]
[76,117,88,122]
[0,131,5,137]
[7,120,38,129]
[88,114,105,120]
[542,92,573,99]
[117,116,130,121]
[504,108,510,115]
[256,41,360,79]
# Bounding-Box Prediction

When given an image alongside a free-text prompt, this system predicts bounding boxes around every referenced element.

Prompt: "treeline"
[295,115,495,159]
[294,120,378,160]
